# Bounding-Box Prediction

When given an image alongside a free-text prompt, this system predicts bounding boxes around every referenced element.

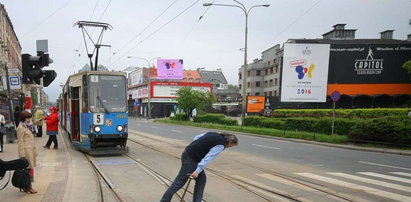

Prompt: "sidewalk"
[0,132,102,202]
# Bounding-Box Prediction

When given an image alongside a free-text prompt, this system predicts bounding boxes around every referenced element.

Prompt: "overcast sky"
[1,0,410,101]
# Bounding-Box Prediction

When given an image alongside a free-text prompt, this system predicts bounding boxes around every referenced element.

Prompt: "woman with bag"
[43,106,59,149]
[16,111,37,194]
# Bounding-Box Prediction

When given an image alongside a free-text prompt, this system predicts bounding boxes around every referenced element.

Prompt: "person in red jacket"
[43,106,59,149]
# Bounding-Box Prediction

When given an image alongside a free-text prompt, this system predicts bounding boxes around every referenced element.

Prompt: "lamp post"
[204,0,269,117]
[127,56,160,119]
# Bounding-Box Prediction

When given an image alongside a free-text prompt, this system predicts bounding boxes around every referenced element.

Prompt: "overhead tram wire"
[72,0,112,70]
[20,0,74,38]
[260,0,322,51]
[103,0,179,66]
[109,0,201,67]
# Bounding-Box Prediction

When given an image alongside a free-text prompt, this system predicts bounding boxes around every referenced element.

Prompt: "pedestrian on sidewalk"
[16,111,38,193]
[43,106,59,149]
[14,106,21,128]
[160,132,238,202]
[33,106,44,138]
[0,112,5,152]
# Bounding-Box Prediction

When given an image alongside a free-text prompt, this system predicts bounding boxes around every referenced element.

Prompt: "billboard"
[128,68,143,86]
[152,82,212,98]
[157,59,183,80]
[246,96,265,113]
[328,44,411,84]
[281,43,330,102]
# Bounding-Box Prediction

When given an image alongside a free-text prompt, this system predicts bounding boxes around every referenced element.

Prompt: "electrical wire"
[20,0,73,38]
[260,0,322,50]
[109,0,201,67]
[103,0,179,65]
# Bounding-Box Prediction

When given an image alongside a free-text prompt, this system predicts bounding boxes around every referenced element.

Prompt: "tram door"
[71,87,80,141]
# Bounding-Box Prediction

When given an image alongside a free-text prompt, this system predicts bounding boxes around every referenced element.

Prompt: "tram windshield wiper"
[96,95,110,114]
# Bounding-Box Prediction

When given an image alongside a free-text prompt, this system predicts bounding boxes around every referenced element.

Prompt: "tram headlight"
[94,126,101,133]
[116,125,123,132]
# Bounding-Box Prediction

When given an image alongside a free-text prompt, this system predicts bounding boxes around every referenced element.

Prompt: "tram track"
[127,132,359,202]
[127,136,300,202]
[84,154,126,202]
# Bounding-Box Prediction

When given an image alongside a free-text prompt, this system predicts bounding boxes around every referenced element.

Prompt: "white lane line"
[358,172,411,184]
[252,144,281,150]
[329,172,411,193]
[358,161,411,171]
[390,172,411,178]
[171,129,182,133]
[296,173,411,202]
[258,173,351,202]
[231,175,303,202]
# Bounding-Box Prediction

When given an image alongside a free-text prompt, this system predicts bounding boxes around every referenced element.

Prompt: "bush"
[260,118,285,129]
[272,108,410,119]
[170,113,189,121]
[242,116,265,127]
[348,116,411,145]
[193,114,238,125]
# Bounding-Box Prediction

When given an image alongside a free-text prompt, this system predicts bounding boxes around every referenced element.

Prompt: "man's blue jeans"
[160,151,206,202]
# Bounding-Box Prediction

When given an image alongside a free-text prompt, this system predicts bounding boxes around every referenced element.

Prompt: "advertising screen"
[157,59,183,80]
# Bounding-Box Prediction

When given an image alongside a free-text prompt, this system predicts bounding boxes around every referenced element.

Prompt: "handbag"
[11,169,31,189]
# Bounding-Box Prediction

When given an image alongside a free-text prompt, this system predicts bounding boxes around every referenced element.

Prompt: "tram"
[59,71,129,155]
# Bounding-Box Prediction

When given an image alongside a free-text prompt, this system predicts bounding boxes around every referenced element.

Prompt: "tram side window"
[82,75,88,112]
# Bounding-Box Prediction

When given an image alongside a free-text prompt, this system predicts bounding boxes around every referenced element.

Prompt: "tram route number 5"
[93,113,104,125]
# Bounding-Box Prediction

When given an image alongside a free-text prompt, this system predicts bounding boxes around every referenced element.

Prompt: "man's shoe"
[53,146,58,150]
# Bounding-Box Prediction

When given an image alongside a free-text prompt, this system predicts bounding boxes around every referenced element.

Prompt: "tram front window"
[89,75,127,113]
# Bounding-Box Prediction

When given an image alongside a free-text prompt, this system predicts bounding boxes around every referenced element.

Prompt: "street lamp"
[203,0,270,117]
[127,56,160,119]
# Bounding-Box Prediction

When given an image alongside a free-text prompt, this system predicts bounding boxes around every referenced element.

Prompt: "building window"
[265,81,268,87]
[196,78,201,82]
[269,79,273,86]
[274,90,277,96]
[270,68,273,74]
[269,91,272,96]
[189,78,193,82]
[256,70,261,76]
[239,73,242,80]
[239,84,241,90]
[183,78,187,82]
[256,81,260,87]
[264,92,267,96]
[247,93,250,96]
[247,82,250,87]
[247,71,250,76]
[265,69,268,75]
[268,61,270,66]
[275,78,278,85]
[255,92,260,96]
[275,66,278,73]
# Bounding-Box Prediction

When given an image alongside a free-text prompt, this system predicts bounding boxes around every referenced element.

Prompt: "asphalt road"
[128,118,411,174]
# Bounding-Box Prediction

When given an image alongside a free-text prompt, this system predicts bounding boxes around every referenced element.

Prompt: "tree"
[176,87,215,117]
[402,60,411,79]
[227,84,239,90]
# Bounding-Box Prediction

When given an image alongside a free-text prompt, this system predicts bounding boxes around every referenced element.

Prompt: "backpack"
[11,169,31,189]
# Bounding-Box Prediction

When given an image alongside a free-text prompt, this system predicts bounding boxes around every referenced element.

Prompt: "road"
[124,118,411,202]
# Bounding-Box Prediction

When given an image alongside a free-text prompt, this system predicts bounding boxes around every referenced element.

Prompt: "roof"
[198,70,228,84]
[183,69,201,80]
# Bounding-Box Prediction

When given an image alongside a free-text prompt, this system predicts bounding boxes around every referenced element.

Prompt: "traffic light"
[21,52,56,86]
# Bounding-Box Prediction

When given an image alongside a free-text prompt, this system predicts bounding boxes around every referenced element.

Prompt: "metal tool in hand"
[180,174,194,202]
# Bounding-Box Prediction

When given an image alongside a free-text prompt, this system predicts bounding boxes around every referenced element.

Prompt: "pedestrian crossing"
[239,171,411,201]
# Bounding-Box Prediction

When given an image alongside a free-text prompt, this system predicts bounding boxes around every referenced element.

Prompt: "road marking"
[231,175,305,202]
[329,172,411,193]
[171,129,182,133]
[258,173,350,202]
[390,172,411,177]
[296,173,411,202]
[252,144,281,150]
[358,172,411,184]
[358,161,411,171]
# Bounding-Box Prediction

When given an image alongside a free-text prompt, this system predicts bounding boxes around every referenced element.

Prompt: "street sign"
[7,68,20,74]
[330,91,341,102]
